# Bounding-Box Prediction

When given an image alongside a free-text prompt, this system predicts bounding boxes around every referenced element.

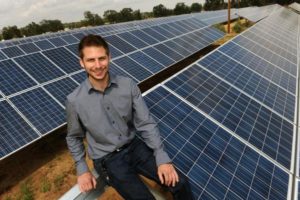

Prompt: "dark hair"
[78,34,110,59]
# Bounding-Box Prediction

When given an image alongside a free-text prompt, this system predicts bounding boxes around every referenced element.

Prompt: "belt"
[114,140,133,152]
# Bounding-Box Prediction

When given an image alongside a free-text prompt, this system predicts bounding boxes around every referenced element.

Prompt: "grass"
[18,179,34,200]
[53,173,65,189]
[40,177,51,193]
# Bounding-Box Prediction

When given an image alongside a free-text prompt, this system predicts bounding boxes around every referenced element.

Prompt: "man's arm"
[130,80,179,186]
[65,99,96,192]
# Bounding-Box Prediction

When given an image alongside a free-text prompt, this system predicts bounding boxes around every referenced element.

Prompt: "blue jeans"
[93,137,194,200]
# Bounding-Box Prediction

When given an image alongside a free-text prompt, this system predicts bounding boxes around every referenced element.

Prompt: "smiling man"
[66,34,193,199]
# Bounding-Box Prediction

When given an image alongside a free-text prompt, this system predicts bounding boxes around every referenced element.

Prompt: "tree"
[191,3,202,12]
[153,4,171,17]
[133,9,142,20]
[204,0,225,11]
[40,19,64,33]
[82,11,104,26]
[103,10,120,23]
[174,3,190,15]
[2,26,21,40]
[20,22,43,37]
[119,8,134,22]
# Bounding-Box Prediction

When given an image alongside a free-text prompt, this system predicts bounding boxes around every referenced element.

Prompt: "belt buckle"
[115,148,121,152]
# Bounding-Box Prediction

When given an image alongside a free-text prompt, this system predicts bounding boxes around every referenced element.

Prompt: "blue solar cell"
[71,71,87,84]
[176,21,194,31]
[34,40,55,50]
[173,37,198,53]
[142,47,175,67]
[163,40,191,57]
[15,53,65,83]
[105,35,136,54]
[109,44,123,59]
[198,51,295,121]
[233,35,297,75]
[0,60,37,95]
[49,37,68,47]
[164,65,293,169]
[117,32,148,49]
[18,43,40,54]
[44,77,78,105]
[0,100,39,158]
[109,62,135,80]
[154,43,183,61]
[113,56,152,82]
[2,46,24,58]
[141,27,167,42]
[145,87,289,200]
[72,32,86,40]
[65,43,79,57]
[168,22,188,34]
[219,42,296,94]
[242,30,297,64]
[10,88,65,134]
[61,35,78,44]
[152,26,176,38]
[43,47,80,73]
[0,50,8,60]
[129,51,164,73]
[130,30,159,45]
[160,23,183,36]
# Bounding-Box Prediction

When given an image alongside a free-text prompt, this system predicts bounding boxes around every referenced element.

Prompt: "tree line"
[0,0,294,40]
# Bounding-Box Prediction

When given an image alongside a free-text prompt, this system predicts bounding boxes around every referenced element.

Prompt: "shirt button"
[107,107,110,110]
[112,121,115,124]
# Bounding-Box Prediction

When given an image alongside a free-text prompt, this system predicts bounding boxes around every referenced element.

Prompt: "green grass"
[40,177,51,193]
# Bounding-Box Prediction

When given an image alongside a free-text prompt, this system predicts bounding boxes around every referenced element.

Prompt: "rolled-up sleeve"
[65,99,89,175]
[131,80,171,166]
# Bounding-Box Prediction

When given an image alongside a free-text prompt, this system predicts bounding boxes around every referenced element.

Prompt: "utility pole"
[228,0,231,34]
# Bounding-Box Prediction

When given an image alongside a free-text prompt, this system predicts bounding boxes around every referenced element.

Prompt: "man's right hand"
[77,172,97,193]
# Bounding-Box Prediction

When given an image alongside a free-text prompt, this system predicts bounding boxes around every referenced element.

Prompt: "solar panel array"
[143,7,298,199]
[235,4,281,22]
[0,12,226,159]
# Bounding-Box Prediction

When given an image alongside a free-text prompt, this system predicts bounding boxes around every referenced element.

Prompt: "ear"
[79,59,85,69]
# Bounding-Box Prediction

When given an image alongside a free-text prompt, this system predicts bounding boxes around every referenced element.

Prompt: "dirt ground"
[0,20,251,200]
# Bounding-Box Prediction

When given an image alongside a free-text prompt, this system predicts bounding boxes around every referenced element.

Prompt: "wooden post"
[228,0,231,34]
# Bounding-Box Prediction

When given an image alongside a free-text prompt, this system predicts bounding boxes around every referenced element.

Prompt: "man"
[66,34,193,199]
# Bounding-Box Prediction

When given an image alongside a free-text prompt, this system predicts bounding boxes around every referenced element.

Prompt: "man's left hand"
[157,163,179,187]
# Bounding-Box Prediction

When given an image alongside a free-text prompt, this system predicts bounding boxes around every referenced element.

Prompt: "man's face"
[80,46,110,81]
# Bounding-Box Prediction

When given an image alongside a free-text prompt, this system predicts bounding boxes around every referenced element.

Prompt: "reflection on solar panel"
[142,6,298,200]
[0,10,226,160]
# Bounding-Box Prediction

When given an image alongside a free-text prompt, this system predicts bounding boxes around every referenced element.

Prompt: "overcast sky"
[0,0,205,29]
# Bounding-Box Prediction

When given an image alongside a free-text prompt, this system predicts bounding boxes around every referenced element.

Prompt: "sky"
[0,0,205,29]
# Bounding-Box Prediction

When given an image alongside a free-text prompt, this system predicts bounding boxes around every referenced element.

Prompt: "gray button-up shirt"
[66,74,171,175]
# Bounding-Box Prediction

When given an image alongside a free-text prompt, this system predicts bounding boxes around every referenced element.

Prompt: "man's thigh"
[101,149,155,200]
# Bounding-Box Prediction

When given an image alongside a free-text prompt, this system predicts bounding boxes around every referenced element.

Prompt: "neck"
[89,74,109,92]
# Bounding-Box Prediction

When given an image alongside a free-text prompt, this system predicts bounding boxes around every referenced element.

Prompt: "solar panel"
[14,53,65,83]
[105,35,136,54]
[43,47,80,73]
[43,77,79,105]
[10,88,65,135]
[0,100,40,158]
[0,60,37,95]
[71,71,87,84]
[117,32,148,49]
[142,47,175,67]
[128,51,165,73]
[164,65,293,169]
[154,43,183,61]
[144,86,290,200]
[130,29,159,45]
[2,46,24,58]
[61,35,78,44]
[113,56,152,81]
[49,37,68,47]
[0,50,7,60]
[18,43,40,54]
[34,40,55,50]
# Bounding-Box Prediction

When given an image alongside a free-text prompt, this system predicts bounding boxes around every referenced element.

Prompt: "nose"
[95,59,101,68]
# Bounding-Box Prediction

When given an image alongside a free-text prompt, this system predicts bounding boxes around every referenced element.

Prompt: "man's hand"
[158,163,179,187]
[77,172,97,193]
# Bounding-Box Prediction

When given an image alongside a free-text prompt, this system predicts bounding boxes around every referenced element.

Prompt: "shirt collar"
[85,73,118,93]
